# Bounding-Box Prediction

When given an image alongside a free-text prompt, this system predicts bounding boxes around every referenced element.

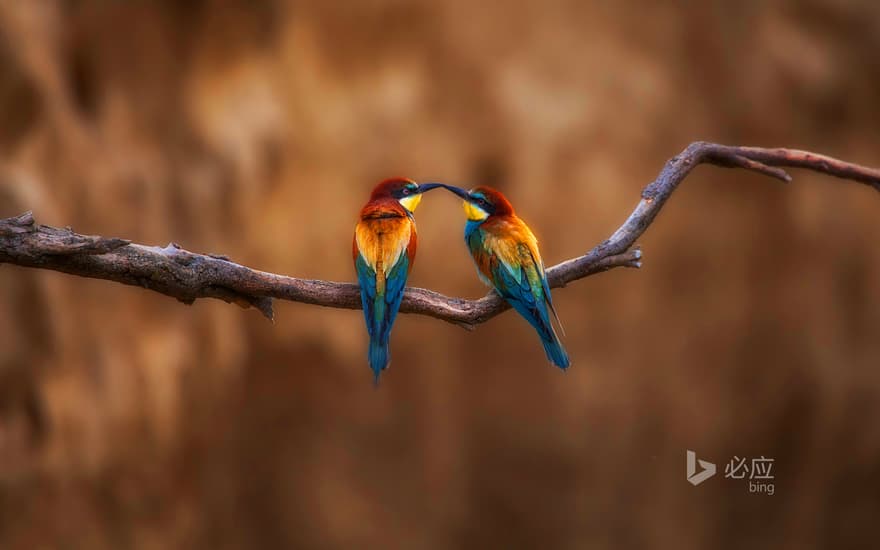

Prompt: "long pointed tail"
[541,332,570,369]
[506,297,572,370]
[368,336,389,384]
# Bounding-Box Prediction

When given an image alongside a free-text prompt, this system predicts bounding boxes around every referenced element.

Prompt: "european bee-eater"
[353,178,443,383]
[440,185,570,369]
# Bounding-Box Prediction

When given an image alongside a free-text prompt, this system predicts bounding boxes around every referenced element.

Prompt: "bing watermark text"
[686,450,775,495]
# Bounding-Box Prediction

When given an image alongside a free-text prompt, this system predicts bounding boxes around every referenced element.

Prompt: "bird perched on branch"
[353,178,443,383]
[439,185,570,369]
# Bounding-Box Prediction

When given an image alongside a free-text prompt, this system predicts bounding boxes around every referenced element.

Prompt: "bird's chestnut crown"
[369,178,442,213]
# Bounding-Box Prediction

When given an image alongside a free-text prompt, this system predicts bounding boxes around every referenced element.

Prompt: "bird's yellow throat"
[398,194,422,212]
[463,201,489,221]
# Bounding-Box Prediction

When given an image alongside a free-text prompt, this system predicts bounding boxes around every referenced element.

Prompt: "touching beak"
[433,184,471,200]
[415,182,444,194]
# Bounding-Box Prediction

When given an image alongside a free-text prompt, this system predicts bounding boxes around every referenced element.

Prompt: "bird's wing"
[522,241,564,334]
[472,219,560,342]
[497,217,564,333]
[354,216,414,342]
[467,217,526,284]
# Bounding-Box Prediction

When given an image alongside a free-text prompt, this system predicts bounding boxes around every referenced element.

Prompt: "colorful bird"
[353,178,443,383]
[440,185,570,368]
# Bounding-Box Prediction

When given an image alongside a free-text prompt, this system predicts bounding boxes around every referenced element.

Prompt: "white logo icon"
[686,450,716,486]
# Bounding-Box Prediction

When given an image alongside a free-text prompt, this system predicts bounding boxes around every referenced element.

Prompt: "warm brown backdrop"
[1,1,879,549]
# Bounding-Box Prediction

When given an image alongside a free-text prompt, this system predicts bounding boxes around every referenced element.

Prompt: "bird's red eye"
[401,188,411,196]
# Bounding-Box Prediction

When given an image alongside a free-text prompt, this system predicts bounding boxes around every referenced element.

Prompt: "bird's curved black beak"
[416,183,444,194]
[422,183,470,200]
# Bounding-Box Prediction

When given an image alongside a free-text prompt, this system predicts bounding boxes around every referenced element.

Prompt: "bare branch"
[1,142,877,328]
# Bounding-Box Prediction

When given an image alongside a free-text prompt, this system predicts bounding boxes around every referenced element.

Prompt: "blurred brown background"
[1,1,879,548]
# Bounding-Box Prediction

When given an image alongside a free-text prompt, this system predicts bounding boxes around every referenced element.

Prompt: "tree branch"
[1,142,878,329]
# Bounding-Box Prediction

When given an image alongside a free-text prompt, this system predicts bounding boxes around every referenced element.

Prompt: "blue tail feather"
[369,338,389,384]
[368,295,390,379]
[506,290,570,369]
[541,333,570,369]
[356,252,410,383]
